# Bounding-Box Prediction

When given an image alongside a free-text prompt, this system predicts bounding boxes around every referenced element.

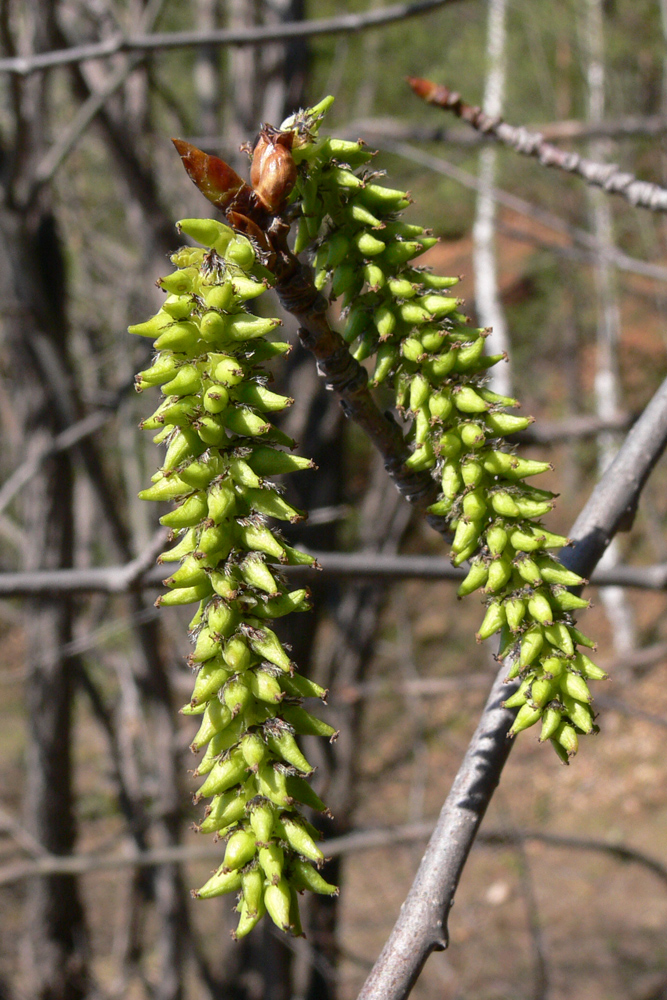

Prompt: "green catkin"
[130,223,336,939]
[284,97,602,765]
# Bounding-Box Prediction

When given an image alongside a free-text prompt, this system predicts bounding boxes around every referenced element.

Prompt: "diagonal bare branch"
[409,77,667,214]
[355,372,667,1000]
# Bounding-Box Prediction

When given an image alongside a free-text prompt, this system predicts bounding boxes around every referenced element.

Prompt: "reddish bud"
[172,139,253,212]
[250,126,297,213]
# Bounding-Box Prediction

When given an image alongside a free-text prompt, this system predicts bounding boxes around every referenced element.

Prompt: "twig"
[379,139,667,285]
[409,77,667,215]
[0,375,136,518]
[1,820,665,890]
[339,113,667,147]
[3,550,667,595]
[0,0,465,76]
[32,0,168,190]
[356,372,667,1000]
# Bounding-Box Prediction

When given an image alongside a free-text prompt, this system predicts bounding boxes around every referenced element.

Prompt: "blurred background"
[2,0,667,998]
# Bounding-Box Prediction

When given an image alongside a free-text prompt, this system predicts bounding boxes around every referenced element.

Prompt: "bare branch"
[1,819,665,890]
[1,550,667,596]
[339,113,667,148]
[409,78,667,214]
[0,0,465,77]
[356,372,667,1000]
[0,376,135,517]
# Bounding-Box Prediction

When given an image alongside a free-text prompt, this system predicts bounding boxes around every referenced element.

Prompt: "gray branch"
[356,372,667,1000]
[1,550,667,596]
[0,0,464,76]
[410,79,667,214]
[1,819,665,890]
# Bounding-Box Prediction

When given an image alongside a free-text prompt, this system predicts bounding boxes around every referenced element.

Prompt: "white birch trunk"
[583,0,635,653]
[473,0,512,396]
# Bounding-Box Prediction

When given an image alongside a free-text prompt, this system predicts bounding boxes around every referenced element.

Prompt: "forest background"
[2,0,667,998]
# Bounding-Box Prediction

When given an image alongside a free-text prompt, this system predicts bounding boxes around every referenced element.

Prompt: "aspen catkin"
[131,222,338,939]
[281,97,603,763]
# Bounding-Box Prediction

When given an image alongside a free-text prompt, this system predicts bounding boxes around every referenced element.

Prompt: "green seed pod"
[460,422,486,449]
[259,842,285,884]
[554,721,578,757]
[223,635,253,673]
[508,703,543,737]
[285,775,328,813]
[247,667,284,704]
[503,676,531,709]
[485,555,512,593]
[225,236,255,269]
[129,310,174,339]
[530,675,557,708]
[486,523,509,555]
[575,653,607,681]
[198,788,249,833]
[476,601,506,641]
[233,384,293,413]
[550,589,590,613]
[570,627,597,650]
[462,489,487,521]
[561,694,595,734]
[243,487,304,523]
[256,762,290,809]
[247,627,292,672]
[515,556,542,586]
[491,491,520,517]
[372,342,400,384]
[441,461,463,498]
[485,412,533,436]
[539,707,562,742]
[278,815,324,863]
[190,659,230,706]
[241,866,265,919]
[534,558,584,588]
[264,879,292,932]
[136,354,180,389]
[527,592,554,625]
[196,747,248,799]
[559,671,592,704]
[223,676,253,716]
[265,729,314,774]
[457,559,489,597]
[223,829,257,871]
[213,356,245,386]
[519,625,544,668]
[239,554,280,595]
[453,386,489,413]
[252,589,311,619]
[226,314,281,341]
[207,481,236,522]
[194,865,243,900]
[159,528,197,563]
[249,800,276,844]
[461,459,484,486]
[543,622,575,657]
[236,522,286,561]
[504,597,526,632]
[280,674,328,702]
[202,282,235,311]
[452,517,482,555]
[190,700,233,752]
[177,217,234,251]
[289,858,338,895]
[234,894,267,940]
[239,732,268,770]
